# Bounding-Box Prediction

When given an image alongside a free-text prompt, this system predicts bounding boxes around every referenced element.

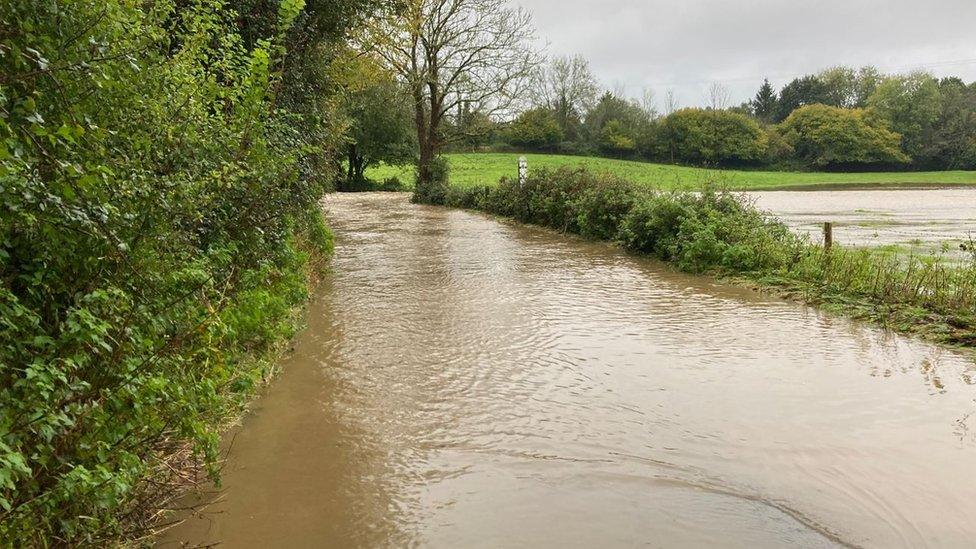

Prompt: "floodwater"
[750,188,976,252]
[159,193,976,549]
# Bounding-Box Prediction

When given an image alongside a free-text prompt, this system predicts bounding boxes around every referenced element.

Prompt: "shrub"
[0,0,341,543]
[663,108,768,165]
[413,156,451,204]
[779,104,909,167]
[571,176,641,240]
[505,108,564,150]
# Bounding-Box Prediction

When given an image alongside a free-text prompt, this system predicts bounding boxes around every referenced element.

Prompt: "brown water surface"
[159,193,976,548]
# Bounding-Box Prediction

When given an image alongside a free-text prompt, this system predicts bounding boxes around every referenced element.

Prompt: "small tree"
[752,78,778,123]
[599,120,638,156]
[707,82,731,110]
[775,75,831,121]
[505,108,564,150]
[583,92,651,153]
[342,78,416,188]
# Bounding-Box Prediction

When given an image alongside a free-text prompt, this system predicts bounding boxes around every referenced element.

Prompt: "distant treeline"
[446,63,976,171]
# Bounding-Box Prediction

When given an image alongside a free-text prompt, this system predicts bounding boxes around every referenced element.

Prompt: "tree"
[664,89,680,115]
[775,75,831,121]
[780,104,909,167]
[852,66,883,107]
[505,108,564,150]
[867,71,942,159]
[599,120,638,156]
[341,75,416,188]
[639,88,659,119]
[817,66,859,108]
[371,0,541,202]
[583,92,652,154]
[707,82,731,110]
[0,0,380,541]
[915,78,976,169]
[662,108,768,165]
[752,78,778,123]
[532,55,600,140]
[816,65,883,108]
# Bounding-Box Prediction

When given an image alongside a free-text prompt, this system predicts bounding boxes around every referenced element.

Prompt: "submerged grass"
[442,167,976,348]
[370,152,976,190]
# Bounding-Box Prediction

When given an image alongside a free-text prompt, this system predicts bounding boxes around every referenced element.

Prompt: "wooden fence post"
[823,222,833,251]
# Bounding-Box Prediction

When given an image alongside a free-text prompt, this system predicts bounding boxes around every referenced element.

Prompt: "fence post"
[518,156,528,189]
[823,222,833,251]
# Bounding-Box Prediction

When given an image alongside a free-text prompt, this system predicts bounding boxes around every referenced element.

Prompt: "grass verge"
[371,152,976,190]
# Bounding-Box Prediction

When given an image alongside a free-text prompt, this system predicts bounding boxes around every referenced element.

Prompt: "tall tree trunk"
[413,83,447,203]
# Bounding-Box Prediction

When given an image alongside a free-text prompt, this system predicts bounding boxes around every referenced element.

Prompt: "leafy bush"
[505,108,564,150]
[663,108,768,165]
[445,167,799,274]
[780,104,909,167]
[0,0,349,543]
[413,155,451,204]
[571,175,641,240]
[340,176,407,192]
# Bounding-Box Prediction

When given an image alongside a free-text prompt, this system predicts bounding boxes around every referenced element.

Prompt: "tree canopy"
[780,104,909,167]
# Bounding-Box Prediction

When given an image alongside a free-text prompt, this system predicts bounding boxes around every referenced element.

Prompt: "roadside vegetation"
[0,0,377,544]
[444,168,976,347]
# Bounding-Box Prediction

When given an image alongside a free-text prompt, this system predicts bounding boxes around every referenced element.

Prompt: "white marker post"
[518,156,528,188]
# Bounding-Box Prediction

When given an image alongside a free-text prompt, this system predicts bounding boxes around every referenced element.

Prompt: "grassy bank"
[441,168,976,348]
[371,153,976,190]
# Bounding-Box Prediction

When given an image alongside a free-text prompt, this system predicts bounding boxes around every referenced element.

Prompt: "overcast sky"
[517,0,976,110]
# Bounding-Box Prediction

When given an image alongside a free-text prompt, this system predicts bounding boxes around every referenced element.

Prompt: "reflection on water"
[751,188,976,251]
[159,193,976,549]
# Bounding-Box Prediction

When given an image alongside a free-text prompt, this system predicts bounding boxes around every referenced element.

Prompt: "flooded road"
[160,193,976,548]
[750,188,976,252]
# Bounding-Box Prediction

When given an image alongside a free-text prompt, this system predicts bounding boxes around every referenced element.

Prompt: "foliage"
[916,78,976,170]
[867,72,943,160]
[780,104,909,167]
[0,0,362,543]
[775,75,832,122]
[505,108,564,151]
[751,79,778,123]
[661,109,768,165]
[340,65,416,188]
[583,93,652,154]
[599,120,638,156]
[413,155,451,204]
[531,55,600,140]
[369,0,541,199]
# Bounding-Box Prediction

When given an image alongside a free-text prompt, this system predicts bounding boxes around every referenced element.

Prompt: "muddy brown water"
[159,193,976,548]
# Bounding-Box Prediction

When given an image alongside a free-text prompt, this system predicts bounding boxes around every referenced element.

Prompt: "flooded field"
[750,187,976,253]
[160,193,976,548]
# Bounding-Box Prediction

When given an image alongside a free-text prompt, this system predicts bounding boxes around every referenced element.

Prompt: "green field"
[368,153,976,190]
